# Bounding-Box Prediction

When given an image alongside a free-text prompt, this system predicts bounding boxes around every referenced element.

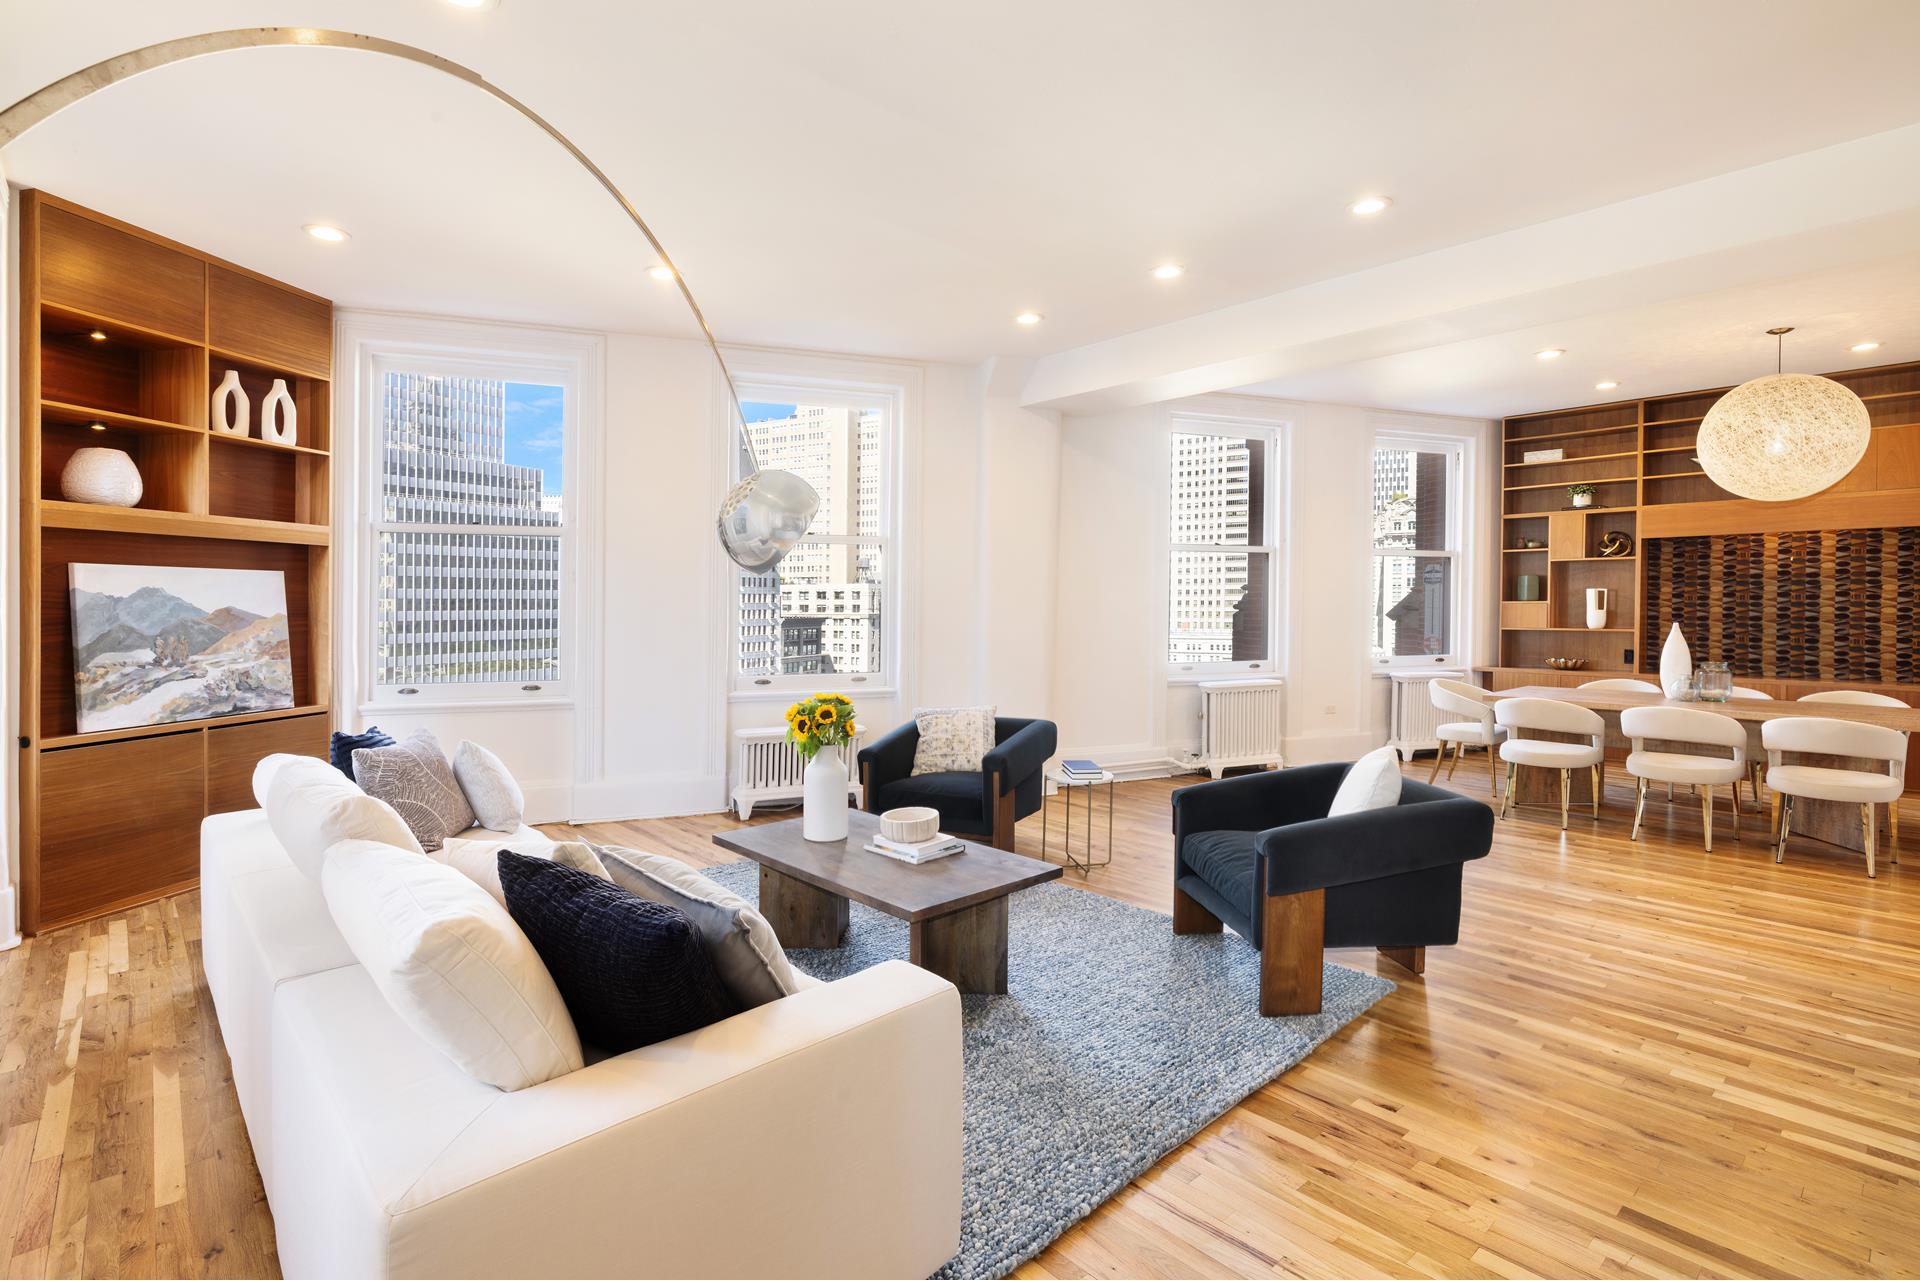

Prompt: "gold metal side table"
[1042,770,1114,873]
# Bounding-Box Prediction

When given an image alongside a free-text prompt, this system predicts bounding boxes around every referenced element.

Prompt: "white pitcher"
[801,744,850,842]
[1585,587,1609,630]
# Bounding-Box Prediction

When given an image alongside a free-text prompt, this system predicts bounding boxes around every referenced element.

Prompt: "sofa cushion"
[352,730,476,852]
[329,725,395,782]
[1328,745,1402,817]
[875,771,984,827]
[1181,829,1259,913]
[323,839,584,1091]
[499,853,739,1055]
[438,832,610,908]
[266,756,423,879]
[594,845,800,1010]
[453,740,525,830]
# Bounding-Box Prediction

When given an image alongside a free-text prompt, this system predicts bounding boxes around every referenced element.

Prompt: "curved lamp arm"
[0,27,818,571]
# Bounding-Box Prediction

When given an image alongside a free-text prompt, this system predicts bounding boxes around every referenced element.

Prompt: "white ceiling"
[6,1,1920,416]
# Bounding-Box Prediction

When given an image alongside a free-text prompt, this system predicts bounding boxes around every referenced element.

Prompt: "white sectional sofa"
[201,799,963,1278]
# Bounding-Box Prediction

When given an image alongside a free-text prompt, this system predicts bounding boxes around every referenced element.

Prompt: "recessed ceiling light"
[88,421,107,432]
[1535,348,1566,361]
[1595,380,1619,391]
[1347,196,1392,217]
[1151,263,1185,280]
[1851,340,1881,353]
[647,265,675,282]
[1014,311,1043,326]
[303,223,349,243]
[87,329,107,342]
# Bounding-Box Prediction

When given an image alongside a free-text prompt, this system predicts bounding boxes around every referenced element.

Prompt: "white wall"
[1050,393,1494,775]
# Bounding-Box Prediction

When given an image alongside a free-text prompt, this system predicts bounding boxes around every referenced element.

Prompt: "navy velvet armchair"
[1170,762,1493,1015]
[858,717,1057,850]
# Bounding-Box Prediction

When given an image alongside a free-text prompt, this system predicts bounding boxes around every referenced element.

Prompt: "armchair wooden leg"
[1173,885,1222,934]
[861,761,879,814]
[1630,776,1647,841]
[990,771,1016,851]
[1427,743,1445,784]
[1446,740,1463,781]
[1259,889,1325,1016]
[1378,945,1424,975]
[1559,769,1570,831]
[1487,743,1498,794]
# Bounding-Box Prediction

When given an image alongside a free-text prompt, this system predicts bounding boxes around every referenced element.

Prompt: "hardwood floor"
[3,757,1917,1278]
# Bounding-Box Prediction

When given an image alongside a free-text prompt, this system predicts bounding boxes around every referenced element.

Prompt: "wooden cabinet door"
[37,733,205,929]
[207,714,328,815]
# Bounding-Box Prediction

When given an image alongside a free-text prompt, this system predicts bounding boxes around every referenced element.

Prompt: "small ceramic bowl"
[880,806,940,844]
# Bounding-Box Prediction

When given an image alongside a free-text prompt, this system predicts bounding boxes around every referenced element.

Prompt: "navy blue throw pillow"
[498,852,739,1053]
[330,726,396,782]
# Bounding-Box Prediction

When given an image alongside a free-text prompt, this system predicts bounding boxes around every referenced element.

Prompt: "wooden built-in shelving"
[18,191,335,933]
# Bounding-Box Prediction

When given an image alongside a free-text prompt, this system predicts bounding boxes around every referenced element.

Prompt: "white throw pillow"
[453,740,526,831]
[1327,745,1403,817]
[265,756,423,879]
[322,839,583,1091]
[438,831,611,907]
[910,705,997,776]
[251,751,311,809]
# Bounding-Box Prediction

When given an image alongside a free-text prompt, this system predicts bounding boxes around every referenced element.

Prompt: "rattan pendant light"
[1695,327,1870,502]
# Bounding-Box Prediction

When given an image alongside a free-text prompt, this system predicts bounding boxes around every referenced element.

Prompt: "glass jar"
[1696,661,1732,703]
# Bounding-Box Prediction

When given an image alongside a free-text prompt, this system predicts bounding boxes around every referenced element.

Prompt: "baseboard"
[570,773,728,824]
[519,781,576,826]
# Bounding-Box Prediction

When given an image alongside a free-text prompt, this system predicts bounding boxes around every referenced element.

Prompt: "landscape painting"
[68,563,294,734]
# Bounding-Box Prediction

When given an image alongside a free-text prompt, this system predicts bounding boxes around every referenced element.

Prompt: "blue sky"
[742,400,797,423]
[504,382,565,495]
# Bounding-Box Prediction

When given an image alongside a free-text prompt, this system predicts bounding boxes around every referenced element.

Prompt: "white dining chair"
[1798,690,1910,708]
[1729,686,1772,700]
[1727,688,1771,800]
[1578,678,1662,693]
[1427,678,1504,792]
[1495,697,1606,830]
[1762,716,1906,877]
[1620,706,1746,852]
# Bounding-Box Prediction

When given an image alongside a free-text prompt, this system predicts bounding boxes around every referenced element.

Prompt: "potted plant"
[1567,482,1596,509]
[786,693,859,841]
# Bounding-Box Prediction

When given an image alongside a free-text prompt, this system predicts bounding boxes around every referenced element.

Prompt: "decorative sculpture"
[60,446,143,507]
[211,368,249,436]
[261,378,297,444]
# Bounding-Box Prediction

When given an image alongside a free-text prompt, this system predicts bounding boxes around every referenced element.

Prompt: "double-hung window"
[732,382,897,692]
[369,357,573,700]
[1167,418,1280,675]
[1369,436,1462,665]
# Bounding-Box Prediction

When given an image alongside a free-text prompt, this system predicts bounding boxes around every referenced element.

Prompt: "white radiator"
[1197,679,1286,778]
[730,727,864,820]
[1387,670,1467,762]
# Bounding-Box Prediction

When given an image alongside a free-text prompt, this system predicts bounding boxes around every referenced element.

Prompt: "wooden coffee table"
[712,810,1061,994]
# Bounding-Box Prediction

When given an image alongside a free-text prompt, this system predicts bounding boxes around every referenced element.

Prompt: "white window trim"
[1369,427,1472,670]
[1164,410,1287,684]
[721,359,914,701]
[334,312,605,752]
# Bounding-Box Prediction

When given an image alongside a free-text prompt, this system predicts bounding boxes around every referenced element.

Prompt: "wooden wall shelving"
[18,192,334,933]
[1494,358,1920,683]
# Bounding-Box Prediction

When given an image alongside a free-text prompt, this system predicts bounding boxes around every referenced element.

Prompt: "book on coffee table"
[865,833,965,864]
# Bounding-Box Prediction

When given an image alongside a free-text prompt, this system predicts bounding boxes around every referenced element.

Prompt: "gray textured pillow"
[352,731,476,852]
[453,740,525,831]
[593,844,799,1009]
[910,705,997,776]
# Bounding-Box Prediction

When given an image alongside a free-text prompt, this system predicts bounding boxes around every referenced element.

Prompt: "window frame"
[727,374,904,697]
[1164,413,1285,681]
[360,347,584,708]
[1369,431,1466,669]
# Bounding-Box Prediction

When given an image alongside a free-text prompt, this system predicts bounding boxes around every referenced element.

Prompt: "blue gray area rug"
[698,861,1394,1279]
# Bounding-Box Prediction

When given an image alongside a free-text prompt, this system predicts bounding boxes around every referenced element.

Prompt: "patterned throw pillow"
[329,725,395,782]
[498,853,740,1054]
[352,730,477,852]
[910,705,998,776]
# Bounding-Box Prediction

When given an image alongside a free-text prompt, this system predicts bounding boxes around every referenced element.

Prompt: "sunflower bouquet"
[785,692,858,760]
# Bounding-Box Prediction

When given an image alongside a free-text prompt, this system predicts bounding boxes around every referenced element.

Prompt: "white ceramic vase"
[60,446,143,507]
[1659,622,1692,699]
[211,369,250,436]
[802,745,849,842]
[1585,587,1609,630]
[260,378,297,444]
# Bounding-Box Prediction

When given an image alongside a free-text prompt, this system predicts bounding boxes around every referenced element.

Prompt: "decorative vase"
[1659,622,1692,699]
[59,446,143,507]
[1516,574,1543,602]
[1584,587,1609,630]
[802,745,849,842]
[260,378,297,444]
[211,369,250,436]
[1696,661,1733,702]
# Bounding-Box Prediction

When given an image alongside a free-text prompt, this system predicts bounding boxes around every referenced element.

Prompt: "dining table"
[1478,684,1920,853]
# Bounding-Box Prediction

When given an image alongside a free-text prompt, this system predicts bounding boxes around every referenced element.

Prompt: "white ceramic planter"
[802,746,850,842]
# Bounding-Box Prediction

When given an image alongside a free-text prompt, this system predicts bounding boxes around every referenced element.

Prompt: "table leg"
[758,865,849,949]
[910,896,1009,994]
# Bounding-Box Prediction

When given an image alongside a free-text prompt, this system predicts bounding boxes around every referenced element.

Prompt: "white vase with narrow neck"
[1585,587,1609,630]
[260,378,297,444]
[1659,623,1692,699]
[211,368,249,436]
[802,745,849,842]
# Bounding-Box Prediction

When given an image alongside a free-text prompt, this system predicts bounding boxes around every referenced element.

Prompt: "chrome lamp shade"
[717,468,821,573]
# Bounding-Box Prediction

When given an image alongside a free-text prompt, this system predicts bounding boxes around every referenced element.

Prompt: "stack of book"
[1059,758,1105,784]
[864,833,966,865]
